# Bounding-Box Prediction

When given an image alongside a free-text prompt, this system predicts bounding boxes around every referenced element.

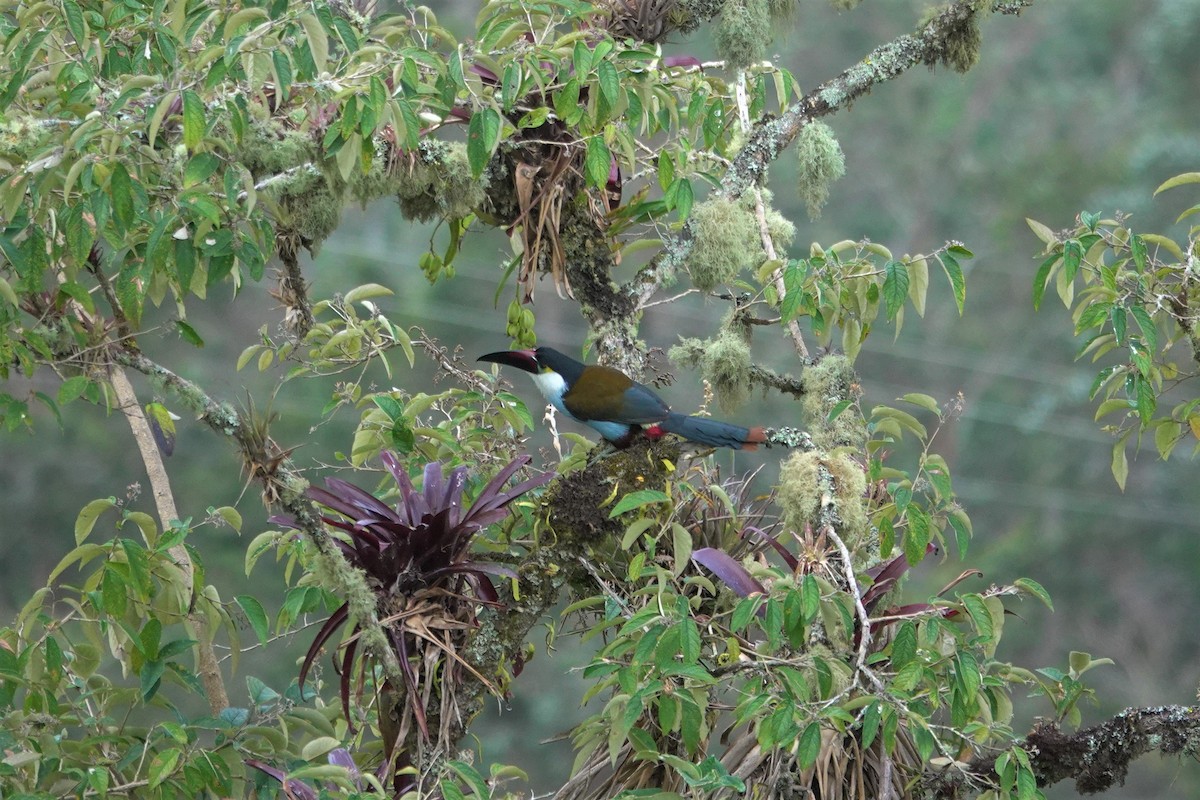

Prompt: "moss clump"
[673,0,728,34]
[702,327,752,414]
[943,11,982,73]
[776,450,867,542]
[777,450,821,529]
[395,142,485,222]
[688,197,762,291]
[715,0,771,70]
[795,121,846,219]
[763,203,796,251]
[920,4,983,74]
[235,120,342,249]
[800,355,864,450]
[767,0,798,17]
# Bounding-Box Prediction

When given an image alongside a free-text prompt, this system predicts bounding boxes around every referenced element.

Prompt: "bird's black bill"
[478,349,539,373]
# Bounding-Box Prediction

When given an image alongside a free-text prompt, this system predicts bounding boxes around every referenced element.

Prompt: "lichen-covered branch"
[925,706,1200,798]
[111,346,405,686]
[646,0,1037,286]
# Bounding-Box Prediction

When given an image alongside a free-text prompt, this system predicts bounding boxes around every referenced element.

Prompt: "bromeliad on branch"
[269,452,551,759]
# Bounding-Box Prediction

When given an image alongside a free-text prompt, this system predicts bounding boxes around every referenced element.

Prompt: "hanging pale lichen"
[688,196,763,291]
[715,0,771,70]
[795,121,846,219]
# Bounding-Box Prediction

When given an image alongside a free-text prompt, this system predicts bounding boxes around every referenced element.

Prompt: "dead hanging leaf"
[511,156,574,302]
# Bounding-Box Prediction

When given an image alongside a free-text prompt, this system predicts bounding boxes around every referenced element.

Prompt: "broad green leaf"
[1154,419,1181,459]
[300,14,328,74]
[904,506,931,566]
[213,506,241,532]
[1129,234,1147,272]
[940,252,966,314]
[1111,431,1130,490]
[900,393,939,414]
[75,498,116,544]
[1129,305,1157,353]
[182,90,204,151]
[670,522,692,578]
[58,375,90,405]
[608,489,670,518]
[1153,171,1200,195]
[1031,252,1059,310]
[467,107,502,178]
[796,722,821,769]
[236,595,269,644]
[300,736,342,761]
[890,621,917,670]
[344,283,394,304]
[109,162,135,232]
[585,136,611,188]
[148,747,181,789]
[882,260,909,320]
[961,593,993,639]
[907,256,929,317]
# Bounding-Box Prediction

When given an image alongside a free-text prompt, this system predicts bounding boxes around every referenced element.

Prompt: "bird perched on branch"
[479,346,767,450]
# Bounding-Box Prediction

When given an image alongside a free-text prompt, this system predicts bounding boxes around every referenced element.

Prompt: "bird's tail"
[655,413,767,450]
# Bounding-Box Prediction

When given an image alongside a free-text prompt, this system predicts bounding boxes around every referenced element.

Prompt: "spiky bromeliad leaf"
[269,453,551,733]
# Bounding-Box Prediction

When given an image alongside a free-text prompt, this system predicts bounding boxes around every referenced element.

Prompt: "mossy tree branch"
[638,0,1037,294]
[110,346,405,687]
[925,705,1200,798]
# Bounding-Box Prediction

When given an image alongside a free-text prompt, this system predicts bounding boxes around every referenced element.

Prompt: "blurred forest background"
[2,0,1198,797]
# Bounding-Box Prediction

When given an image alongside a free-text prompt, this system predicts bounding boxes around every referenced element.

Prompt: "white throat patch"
[528,370,569,416]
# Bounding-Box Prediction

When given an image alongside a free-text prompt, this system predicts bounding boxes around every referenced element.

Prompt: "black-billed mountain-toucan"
[479,347,767,450]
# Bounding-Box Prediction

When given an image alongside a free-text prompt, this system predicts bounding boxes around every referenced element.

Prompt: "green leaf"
[1062,239,1082,283]
[796,722,821,769]
[799,574,820,623]
[1110,306,1127,345]
[597,59,619,110]
[122,538,152,596]
[890,621,917,670]
[300,13,328,74]
[75,497,116,544]
[58,375,90,405]
[901,393,939,414]
[881,260,909,320]
[236,595,270,644]
[109,162,135,232]
[907,256,929,317]
[962,593,993,639]
[182,90,204,151]
[148,747,181,789]
[1111,430,1131,490]
[671,522,692,578]
[175,320,204,347]
[904,506,931,566]
[1153,171,1200,195]
[608,489,670,518]
[940,252,966,314]
[860,702,881,750]
[343,283,394,304]
[300,735,342,761]
[1129,305,1158,353]
[1129,234,1147,272]
[585,136,612,188]
[467,106,501,178]
[1032,252,1059,311]
[1135,376,1155,424]
[183,153,220,187]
